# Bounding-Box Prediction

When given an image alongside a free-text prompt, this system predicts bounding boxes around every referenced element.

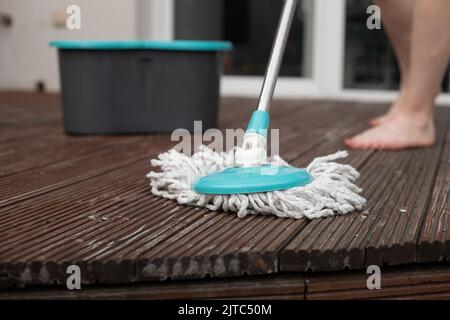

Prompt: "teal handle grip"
[246,111,270,138]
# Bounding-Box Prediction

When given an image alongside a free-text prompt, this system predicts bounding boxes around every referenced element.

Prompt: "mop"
[148,0,366,219]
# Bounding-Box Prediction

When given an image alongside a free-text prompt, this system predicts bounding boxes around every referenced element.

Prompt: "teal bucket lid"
[50,40,233,52]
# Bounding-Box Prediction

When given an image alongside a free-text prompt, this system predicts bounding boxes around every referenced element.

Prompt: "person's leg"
[369,0,415,126]
[346,0,450,150]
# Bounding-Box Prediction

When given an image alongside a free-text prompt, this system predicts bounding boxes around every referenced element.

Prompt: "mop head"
[147,146,366,219]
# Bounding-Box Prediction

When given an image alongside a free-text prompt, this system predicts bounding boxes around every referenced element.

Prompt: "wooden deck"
[1,92,449,299]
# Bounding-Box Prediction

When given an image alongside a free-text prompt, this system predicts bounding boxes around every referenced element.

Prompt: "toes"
[346,138,367,150]
[344,138,354,148]
[345,132,382,150]
[345,137,363,149]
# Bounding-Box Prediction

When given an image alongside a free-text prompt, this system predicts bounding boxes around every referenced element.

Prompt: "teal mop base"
[193,165,313,195]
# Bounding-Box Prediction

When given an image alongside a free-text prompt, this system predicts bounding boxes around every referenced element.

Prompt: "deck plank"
[131,104,376,281]
[305,264,450,300]
[417,111,450,262]
[0,94,378,287]
[1,263,449,300]
[0,137,170,208]
[281,109,449,271]
[1,92,449,290]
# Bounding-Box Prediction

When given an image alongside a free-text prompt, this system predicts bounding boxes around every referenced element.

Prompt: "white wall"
[0,0,139,91]
[137,0,173,40]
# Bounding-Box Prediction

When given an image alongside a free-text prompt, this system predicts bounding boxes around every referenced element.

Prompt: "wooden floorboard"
[417,110,450,263]
[304,263,450,300]
[1,92,449,293]
[281,109,449,272]
[1,263,449,300]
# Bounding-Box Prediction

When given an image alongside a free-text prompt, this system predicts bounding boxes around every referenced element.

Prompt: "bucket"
[50,40,232,134]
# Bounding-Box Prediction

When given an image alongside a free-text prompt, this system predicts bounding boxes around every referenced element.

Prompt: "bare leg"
[369,0,415,126]
[346,0,450,150]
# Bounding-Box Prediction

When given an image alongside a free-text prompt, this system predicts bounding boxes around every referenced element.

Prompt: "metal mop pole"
[235,0,298,167]
[257,0,298,112]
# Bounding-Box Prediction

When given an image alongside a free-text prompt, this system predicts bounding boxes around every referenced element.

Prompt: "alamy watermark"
[63,4,379,32]
[366,265,381,290]
[66,264,81,290]
[66,5,81,30]
[366,5,381,30]
[171,121,280,157]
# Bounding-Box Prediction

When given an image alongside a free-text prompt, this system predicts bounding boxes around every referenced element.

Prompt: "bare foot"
[369,94,405,126]
[346,113,435,150]
[369,110,397,126]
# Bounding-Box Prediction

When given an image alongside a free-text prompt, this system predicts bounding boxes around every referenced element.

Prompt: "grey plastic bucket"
[50,40,232,134]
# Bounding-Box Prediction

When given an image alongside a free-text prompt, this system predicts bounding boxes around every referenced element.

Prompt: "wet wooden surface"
[1,263,449,300]
[1,92,449,294]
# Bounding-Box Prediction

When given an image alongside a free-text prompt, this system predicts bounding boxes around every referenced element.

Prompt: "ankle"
[396,95,433,116]
[392,109,434,127]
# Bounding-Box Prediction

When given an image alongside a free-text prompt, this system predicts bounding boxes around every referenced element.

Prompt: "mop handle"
[257,0,298,112]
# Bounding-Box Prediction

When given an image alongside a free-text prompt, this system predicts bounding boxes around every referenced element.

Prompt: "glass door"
[143,0,450,102]
[174,0,314,79]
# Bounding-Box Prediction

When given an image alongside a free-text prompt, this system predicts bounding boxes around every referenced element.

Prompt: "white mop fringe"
[147,146,366,219]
